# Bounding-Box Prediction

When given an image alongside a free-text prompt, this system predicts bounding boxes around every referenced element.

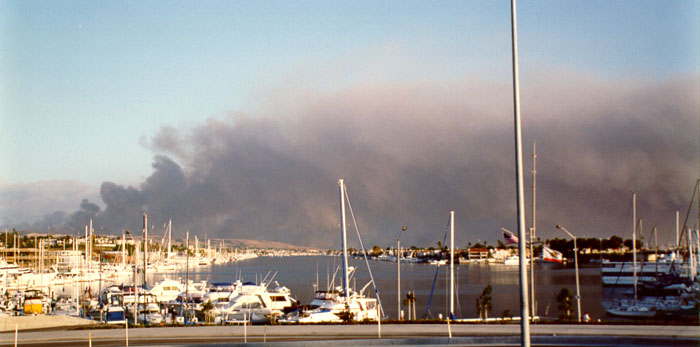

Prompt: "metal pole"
[125,313,129,346]
[510,0,530,344]
[573,237,581,322]
[530,141,537,320]
[339,179,350,304]
[398,226,406,320]
[676,211,680,250]
[185,231,189,325]
[397,237,400,320]
[556,225,581,322]
[89,219,93,266]
[450,211,454,319]
[142,213,148,290]
[168,219,172,260]
[377,302,381,338]
[632,193,637,305]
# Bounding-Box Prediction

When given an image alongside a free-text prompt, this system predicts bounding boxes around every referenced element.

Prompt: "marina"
[0,253,656,324]
[1,1,699,346]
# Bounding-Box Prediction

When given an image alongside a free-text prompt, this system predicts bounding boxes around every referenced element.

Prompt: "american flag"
[502,230,519,245]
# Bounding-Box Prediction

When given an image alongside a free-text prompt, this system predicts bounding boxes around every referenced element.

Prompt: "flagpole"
[510,0,530,345]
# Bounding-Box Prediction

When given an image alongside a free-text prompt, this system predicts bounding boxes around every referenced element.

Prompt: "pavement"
[0,323,698,346]
[0,315,97,332]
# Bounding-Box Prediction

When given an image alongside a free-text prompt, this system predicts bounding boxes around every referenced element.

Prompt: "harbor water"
[150,255,604,321]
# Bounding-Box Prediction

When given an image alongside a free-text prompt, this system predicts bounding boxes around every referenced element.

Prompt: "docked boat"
[503,255,529,266]
[22,289,49,315]
[601,193,699,317]
[148,278,184,302]
[202,282,241,311]
[601,255,686,286]
[128,301,164,325]
[218,281,297,324]
[281,179,380,323]
[603,299,657,318]
[282,284,377,323]
[103,305,127,324]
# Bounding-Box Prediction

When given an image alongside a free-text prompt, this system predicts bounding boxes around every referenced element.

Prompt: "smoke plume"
[4,72,699,248]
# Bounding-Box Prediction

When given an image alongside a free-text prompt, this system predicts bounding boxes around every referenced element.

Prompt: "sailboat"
[281,179,379,323]
[604,193,658,318]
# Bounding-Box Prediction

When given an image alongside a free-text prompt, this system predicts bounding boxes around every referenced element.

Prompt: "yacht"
[219,282,296,324]
[281,180,380,323]
[503,255,529,266]
[148,278,184,302]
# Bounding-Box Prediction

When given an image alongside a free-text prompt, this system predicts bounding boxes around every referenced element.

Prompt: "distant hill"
[227,239,318,251]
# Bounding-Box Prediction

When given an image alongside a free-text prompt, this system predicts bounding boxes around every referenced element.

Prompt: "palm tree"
[556,287,574,320]
[202,299,214,323]
[402,291,417,320]
[476,285,493,320]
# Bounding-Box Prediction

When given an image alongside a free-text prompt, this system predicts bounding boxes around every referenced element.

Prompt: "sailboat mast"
[339,179,350,303]
[654,226,659,276]
[688,228,695,280]
[185,230,190,324]
[676,211,680,250]
[168,219,172,259]
[84,225,89,266]
[143,212,148,289]
[632,193,637,304]
[122,231,126,268]
[530,141,537,319]
[89,218,93,267]
[449,211,455,319]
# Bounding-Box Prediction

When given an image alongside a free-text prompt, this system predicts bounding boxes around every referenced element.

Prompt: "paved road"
[0,324,698,346]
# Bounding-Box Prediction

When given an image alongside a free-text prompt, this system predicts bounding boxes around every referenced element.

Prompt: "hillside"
[227,238,318,251]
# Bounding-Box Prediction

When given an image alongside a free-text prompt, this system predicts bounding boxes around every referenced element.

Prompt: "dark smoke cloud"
[5,73,699,248]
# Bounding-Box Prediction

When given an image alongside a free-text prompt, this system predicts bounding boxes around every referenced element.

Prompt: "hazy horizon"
[1,1,699,248]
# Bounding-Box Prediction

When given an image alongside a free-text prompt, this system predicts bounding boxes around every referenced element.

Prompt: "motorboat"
[103,305,127,324]
[22,289,49,315]
[148,278,184,302]
[219,282,296,324]
[128,302,164,325]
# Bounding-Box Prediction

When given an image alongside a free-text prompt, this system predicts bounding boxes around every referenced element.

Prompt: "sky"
[1,1,699,248]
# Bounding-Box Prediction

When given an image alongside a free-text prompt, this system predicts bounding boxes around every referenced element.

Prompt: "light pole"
[555,225,581,322]
[397,226,407,320]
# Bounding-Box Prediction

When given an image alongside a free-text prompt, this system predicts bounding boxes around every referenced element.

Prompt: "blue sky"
[0,1,699,246]
[2,1,697,186]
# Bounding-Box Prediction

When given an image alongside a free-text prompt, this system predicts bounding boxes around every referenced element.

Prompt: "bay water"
[156,255,604,321]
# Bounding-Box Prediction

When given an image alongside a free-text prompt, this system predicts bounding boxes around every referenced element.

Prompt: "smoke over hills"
[3,73,699,248]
